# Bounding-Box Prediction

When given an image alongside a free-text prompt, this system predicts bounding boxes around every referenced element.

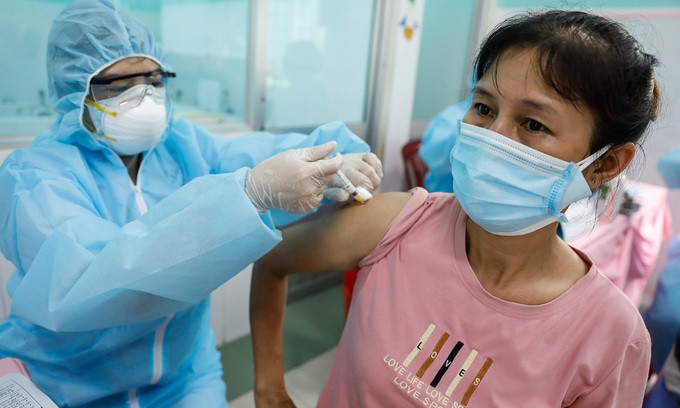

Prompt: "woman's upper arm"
[264,192,412,275]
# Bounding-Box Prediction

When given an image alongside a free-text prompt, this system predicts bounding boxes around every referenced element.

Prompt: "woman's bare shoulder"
[338,191,414,227]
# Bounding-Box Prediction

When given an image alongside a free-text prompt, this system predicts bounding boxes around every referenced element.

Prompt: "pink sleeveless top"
[317,188,650,408]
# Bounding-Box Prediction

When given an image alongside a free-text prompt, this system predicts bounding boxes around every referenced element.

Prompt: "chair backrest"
[401,139,428,190]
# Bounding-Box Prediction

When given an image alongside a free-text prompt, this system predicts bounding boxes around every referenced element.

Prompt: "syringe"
[335,170,372,204]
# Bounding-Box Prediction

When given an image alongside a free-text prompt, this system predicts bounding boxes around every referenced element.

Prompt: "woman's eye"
[476,104,491,116]
[527,120,546,132]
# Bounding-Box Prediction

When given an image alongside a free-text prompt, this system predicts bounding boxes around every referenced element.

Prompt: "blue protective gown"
[643,147,680,372]
[417,99,470,193]
[0,1,369,406]
[658,146,680,189]
[645,237,680,371]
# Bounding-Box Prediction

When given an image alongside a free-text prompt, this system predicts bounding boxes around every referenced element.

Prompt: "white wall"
[373,0,426,193]
[210,266,252,344]
[620,12,680,236]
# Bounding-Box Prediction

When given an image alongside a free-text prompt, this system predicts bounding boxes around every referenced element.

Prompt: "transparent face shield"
[88,69,176,111]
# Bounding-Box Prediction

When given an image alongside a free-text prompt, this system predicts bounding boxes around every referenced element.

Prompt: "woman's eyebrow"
[474,84,559,115]
[519,98,558,116]
[471,85,493,98]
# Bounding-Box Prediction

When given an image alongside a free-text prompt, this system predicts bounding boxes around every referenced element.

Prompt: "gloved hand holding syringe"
[333,169,373,203]
[323,151,381,203]
[246,143,381,214]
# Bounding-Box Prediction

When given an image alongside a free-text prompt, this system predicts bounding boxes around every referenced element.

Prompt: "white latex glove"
[246,141,342,214]
[324,152,383,202]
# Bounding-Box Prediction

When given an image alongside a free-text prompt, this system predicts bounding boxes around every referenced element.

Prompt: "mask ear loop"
[577,145,612,170]
[577,145,612,188]
[83,98,119,141]
[84,97,118,117]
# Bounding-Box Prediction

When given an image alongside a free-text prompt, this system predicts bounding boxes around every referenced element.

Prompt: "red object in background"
[401,139,428,190]
[343,269,359,317]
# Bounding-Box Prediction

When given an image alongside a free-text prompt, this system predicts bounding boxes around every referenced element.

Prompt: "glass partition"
[152,0,249,127]
[411,0,477,122]
[0,0,250,145]
[0,0,379,143]
[263,0,375,129]
[0,1,62,143]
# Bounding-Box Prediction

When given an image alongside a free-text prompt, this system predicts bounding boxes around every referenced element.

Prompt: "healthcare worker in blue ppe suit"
[417,98,470,192]
[642,146,680,407]
[0,1,382,407]
[417,73,474,193]
[644,146,680,373]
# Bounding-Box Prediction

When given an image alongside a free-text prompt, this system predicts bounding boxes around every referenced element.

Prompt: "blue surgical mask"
[450,122,610,236]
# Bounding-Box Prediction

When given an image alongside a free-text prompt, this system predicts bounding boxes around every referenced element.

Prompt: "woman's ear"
[583,142,636,189]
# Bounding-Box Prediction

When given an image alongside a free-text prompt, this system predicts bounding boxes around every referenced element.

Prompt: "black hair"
[474,10,660,153]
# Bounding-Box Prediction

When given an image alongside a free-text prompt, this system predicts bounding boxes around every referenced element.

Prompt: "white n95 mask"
[85,84,168,156]
[450,121,610,236]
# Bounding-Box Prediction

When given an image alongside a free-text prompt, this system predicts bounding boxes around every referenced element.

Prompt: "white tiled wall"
[210,266,253,345]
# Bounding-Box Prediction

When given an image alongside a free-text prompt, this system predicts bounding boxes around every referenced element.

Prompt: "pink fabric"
[318,188,650,408]
[570,182,672,306]
[0,357,31,378]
